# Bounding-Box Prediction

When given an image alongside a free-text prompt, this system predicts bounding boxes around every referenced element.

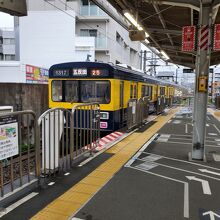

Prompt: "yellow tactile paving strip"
[32,108,179,220]
[208,108,220,121]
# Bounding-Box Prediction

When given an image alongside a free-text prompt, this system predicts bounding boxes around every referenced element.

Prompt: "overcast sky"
[0,12,14,28]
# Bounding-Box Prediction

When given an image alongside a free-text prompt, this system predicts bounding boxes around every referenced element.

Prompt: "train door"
[119,81,125,127]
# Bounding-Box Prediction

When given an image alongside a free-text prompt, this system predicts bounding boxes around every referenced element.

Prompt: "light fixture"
[124,12,138,27]
[124,11,150,38]
[145,39,149,44]
[161,50,170,60]
[145,32,149,38]
[138,26,143,31]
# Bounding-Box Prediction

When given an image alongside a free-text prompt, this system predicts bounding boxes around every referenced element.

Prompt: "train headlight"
[100,112,109,120]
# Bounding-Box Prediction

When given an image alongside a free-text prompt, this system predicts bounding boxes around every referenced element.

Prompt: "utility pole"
[143,50,147,73]
[192,2,212,160]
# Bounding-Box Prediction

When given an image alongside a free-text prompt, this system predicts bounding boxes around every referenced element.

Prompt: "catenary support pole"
[192,3,212,160]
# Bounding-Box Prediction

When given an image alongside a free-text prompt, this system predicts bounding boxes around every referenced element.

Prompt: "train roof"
[49,61,184,88]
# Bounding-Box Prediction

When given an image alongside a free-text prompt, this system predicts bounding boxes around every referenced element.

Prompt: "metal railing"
[127,97,149,130]
[127,99,137,130]
[0,111,39,198]
[137,97,149,127]
[215,95,220,109]
[156,96,166,114]
[38,108,72,175]
[38,103,100,175]
[72,103,100,157]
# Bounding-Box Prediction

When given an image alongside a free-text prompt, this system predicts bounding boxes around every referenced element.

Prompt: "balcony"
[95,37,107,50]
[80,5,106,16]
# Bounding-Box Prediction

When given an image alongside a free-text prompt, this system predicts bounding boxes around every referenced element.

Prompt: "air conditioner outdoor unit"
[0,106,13,114]
[129,30,145,41]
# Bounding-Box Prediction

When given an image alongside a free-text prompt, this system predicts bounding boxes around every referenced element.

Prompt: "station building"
[0,28,15,61]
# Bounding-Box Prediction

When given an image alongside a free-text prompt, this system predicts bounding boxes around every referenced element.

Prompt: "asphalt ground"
[74,108,220,220]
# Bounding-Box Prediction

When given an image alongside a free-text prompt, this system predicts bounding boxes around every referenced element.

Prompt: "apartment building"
[0,28,15,61]
[23,0,141,68]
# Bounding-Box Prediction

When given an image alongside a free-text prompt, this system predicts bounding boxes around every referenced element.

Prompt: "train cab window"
[81,81,110,104]
[52,81,63,101]
[65,81,79,102]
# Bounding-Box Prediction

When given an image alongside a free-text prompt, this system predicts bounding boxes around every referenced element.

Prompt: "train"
[48,61,186,133]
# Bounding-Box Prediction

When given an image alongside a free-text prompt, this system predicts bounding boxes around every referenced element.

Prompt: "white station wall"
[19,10,76,69]
[0,62,24,83]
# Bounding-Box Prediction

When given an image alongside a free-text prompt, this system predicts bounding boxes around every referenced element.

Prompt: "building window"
[80,29,97,37]
[116,32,124,46]
[5,54,15,61]
[81,0,95,5]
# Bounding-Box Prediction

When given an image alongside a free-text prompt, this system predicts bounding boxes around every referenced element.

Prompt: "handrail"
[38,107,71,125]
[71,102,99,114]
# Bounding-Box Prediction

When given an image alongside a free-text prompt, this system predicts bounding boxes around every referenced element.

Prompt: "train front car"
[49,62,121,134]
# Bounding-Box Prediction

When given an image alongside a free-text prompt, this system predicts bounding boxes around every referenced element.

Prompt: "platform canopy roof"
[93,0,220,68]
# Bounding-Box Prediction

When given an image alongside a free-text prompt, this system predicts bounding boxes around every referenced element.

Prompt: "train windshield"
[81,81,110,103]
[52,80,110,104]
[65,81,79,102]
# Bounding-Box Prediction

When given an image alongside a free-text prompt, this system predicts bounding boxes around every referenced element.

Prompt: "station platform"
[1,107,220,220]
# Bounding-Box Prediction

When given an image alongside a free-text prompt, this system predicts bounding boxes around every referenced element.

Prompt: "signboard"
[26,65,49,84]
[0,116,18,160]
[182,26,196,51]
[214,24,220,51]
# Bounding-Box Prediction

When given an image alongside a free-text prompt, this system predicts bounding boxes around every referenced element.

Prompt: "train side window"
[134,85,137,98]
[160,87,165,95]
[52,80,63,101]
[130,85,133,98]
[148,86,153,100]
[65,81,79,102]
[141,85,146,97]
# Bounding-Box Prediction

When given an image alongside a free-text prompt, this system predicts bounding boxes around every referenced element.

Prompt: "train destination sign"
[73,68,87,76]
[0,116,19,160]
[51,68,110,77]
[182,26,196,52]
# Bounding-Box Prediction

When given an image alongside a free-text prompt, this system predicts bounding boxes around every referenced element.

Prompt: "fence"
[72,103,100,157]
[215,96,220,109]
[156,96,166,114]
[38,103,100,175]
[127,97,149,130]
[0,111,39,198]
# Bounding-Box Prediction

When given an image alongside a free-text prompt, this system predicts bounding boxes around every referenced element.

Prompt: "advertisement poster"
[0,116,18,160]
[182,26,196,51]
[26,64,49,84]
[214,24,220,51]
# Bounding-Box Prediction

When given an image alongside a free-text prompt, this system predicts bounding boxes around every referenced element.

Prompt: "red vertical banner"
[182,26,196,51]
[214,24,220,51]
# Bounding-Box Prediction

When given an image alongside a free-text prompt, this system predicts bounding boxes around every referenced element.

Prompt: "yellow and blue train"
[49,62,184,133]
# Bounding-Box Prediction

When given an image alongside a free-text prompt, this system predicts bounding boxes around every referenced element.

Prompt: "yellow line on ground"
[32,108,179,220]
[208,108,220,121]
